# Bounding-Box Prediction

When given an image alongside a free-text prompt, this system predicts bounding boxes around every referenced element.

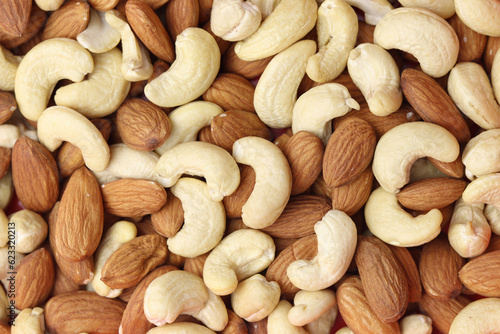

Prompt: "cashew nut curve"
[146,323,215,334]
[267,300,308,334]
[343,0,392,25]
[0,45,22,92]
[304,307,338,334]
[454,0,500,37]
[14,38,94,122]
[77,8,121,54]
[210,0,262,41]
[189,289,229,331]
[462,173,500,208]
[449,298,500,334]
[288,289,337,327]
[462,129,500,179]
[398,0,454,19]
[399,314,433,334]
[493,51,500,103]
[250,0,280,18]
[484,204,500,236]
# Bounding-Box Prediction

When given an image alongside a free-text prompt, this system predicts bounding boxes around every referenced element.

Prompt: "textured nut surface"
[42,0,90,40]
[449,298,500,334]
[458,250,500,297]
[9,209,48,253]
[203,73,256,113]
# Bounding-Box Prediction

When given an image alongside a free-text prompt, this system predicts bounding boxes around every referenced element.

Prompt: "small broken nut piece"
[77,8,121,54]
[288,289,337,327]
[210,0,262,41]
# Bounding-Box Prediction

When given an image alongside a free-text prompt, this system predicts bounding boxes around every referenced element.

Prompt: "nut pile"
[0,0,500,333]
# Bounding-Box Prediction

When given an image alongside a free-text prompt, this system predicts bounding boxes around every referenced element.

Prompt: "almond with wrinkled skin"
[0,91,17,125]
[458,250,500,297]
[221,43,273,80]
[165,0,199,39]
[184,252,209,278]
[418,293,471,334]
[0,0,31,37]
[151,189,184,238]
[223,165,255,219]
[42,0,90,40]
[0,147,11,180]
[389,245,422,303]
[198,125,217,144]
[51,265,82,297]
[448,14,487,63]
[100,234,168,289]
[0,5,46,50]
[428,155,465,179]
[331,165,373,216]
[198,0,213,25]
[12,136,60,213]
[483,36,500,73]
[203,73,256,113]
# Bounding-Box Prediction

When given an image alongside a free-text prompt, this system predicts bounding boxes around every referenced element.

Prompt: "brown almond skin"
[0,0,31,37]
[184,253,210,278]
[0,4,46,50]
[222,310,248,334]
[331,165,373,216]
[42,0,90,40]
[459,250,500,297]
[0,91,17,125]
[223,165,256,219]
[428,155,465,179]
[151,189,184,238]
[165,0,199,40]
[0,147,11,179]
[389,245,422,303]
[203,73,256,113]
[483,36,500,73]
[51,265,82,297]
[221,43,272,80]
[448,14,487,63]
[418,293,471,334]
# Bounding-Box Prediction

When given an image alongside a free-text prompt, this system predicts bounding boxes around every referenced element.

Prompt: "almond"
[428,155,465,179]
[223,310,248,334]
[0,147,11,180]
[0,0,31,37]
[221,43,272,80]
[0,4,47,50]
[223,165,255,219]
[150,189,184,238]
[389,245,422,303]
[12,136,60,213]
[203,73,256,113]
[183,252,209,278]
[448,14,487,63]
[0,91,17,125]
[198,125,217,144]
[100,234,168,289]
[164,0,199,40]
[357,20,375,45]
[458,249,500,297]
[247,318,267,334]
[51,265,82,297]
[330,164,373,216]
[483,36,500,73]
[42,0,90,40]
[485,233,500,253]
[198,0,213,25]
[418,293,471,334]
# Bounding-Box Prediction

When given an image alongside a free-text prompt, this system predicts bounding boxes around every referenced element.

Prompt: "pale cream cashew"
[232,136,292,229]
[267,300,308,334]
[343,0,392,25]
[12,307,45,334]
[0,247,24,280]
[409,158,448,183]
[455,0,500,37]
[448,62,500,130]
[254,40,316,128]
[37,106,110,172]
[484,204,500,235]
[347,43,402,116]
[398,0,454,18]
[0,122,37,149]
[154,101,223,156]
[144,27,220,107]
[34,0,64,11]
[231,274,281,322]
[105,10,153,82]
[91,221,137,298]
[189,289,228,331]
[155,141,240,202]
[14,38,94,122]
[291,83,360,145]
[449,298,500,333]
[234,0,317,61]
[55,48,131,118]
[399,314,433,334]
[365,187,442,247]
[288,289,337,327]
[448,198,491,258]
[0,210,7,248]
[335,328,354,334]
[462,129,500,179]
[203,229,275,295]
[462,173,500,207]
[147,323,215,334]
[210,0,262,41]
[373,7,459,78]
[304,307,338,334]
[77,8,121,53]
[372,122,460,193]
[0,45,22,92]
[306,0,358,83]
[0,285,8,323]
[9,209,48,254]
[249,0,280,18]
[287,210,357,291]
[0,170,12,211]
[493,51,500,103]
[168,177,225,258]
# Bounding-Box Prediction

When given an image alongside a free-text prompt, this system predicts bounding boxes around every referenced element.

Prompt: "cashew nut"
[365,187,442,247]
[9,209,48,254]
[304,307,338,334]
[14,38,94,122]
[0,209,7,248]
[288,289,337,327]
[267,300,308,334]
[37,106,110,172]
[373,7,459,78]
[249,0,280,18]
[462,129,500,179]
[144,27,220,108]
[454,0,500,37]
[399,314,433,334]
[449,298,500,333]
[234,0,317,61]
[34,0,64,11]
[0,122,37,149]
[0,170,12,211]
[493,51,500,103]
[147,323,215,334]
[372,122,460,193]
[0,45,22,92]
[347,43,402,116]
[398,0,454,18]
[306,0,358,83]
[232,136,292,229]
[210,0,262,41]
[462,173,500,207]
[287,210,357,291]
[77,8,121,53]
[203,229,275,295]
[343,0,392,25]
[335,328,354,334]
[12,307,45,334]
[484,204,500,236]
[189,288,228,331]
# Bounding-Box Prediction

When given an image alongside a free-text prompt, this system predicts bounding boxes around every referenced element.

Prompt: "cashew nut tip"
[399,314,433,334]
[462,129,500,178]
[288,289,337,327]
[210,0,262,41]
[344,0,392,25]
[462,173,500,208]
[449,298,500,334]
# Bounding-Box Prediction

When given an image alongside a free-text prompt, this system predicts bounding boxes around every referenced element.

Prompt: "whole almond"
[183,252,209,278]
[12,136,60,213]
[0,4,46,50]
[198,0,213,25]
[0,91,17,125]
[418,293,471,334]
[428,155,465,179]
[221,43,273,80]
[458,250,500,297]
[198,125,217,144]
[330,164,373,216]
[0,0,31,37]
[483,36,500,73]
[151,190,184,238]
[164,0,199,39]
[389,245,422,303]
[0,147,11,180]
[223,165,256,219]
[42,0,90,40]
[222,310,248,334]
[448,14,487,63]
[203,73,256,113]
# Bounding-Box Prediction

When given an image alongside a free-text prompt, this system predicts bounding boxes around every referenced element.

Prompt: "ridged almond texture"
[164,0,199,39]
[0,91,17,125]
[389,245,422,303]
[42,0,90,40]
[223,165,256,219]
[459,250,500,297]
[221,44,273,80]
[0,5,47,50]
[330,164,373,216]
[203,73,256,112]
[418,294,471,334]
[151,190,184,238]
[0,0,32,37]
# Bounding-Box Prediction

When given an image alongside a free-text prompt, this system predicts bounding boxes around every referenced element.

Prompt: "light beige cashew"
[0,209,7,248]
[168,177,226,258]
[448,198,490,258]
[12,307,45,334]
[455,0,500,37]
[0,122,37,149]
[144,27,220,108]
[287,210,357,291]
[462,173,500,207]
[343,0,392,25]
[37,106,110,172]
[288,289,337,327]
[462,129,500,179]
[347,43,402,116]
[9,210,48,254]
[399,314,433,334]
[372,122,460,193]
[154,101,223,156]
[147,323,216,334]
[14,38,94,122]
[105,10,153,82]
[306,0,358,83]
[232,136,292,229]
[0,45,22,92]
[449,298,500,333]
[34,0,64,11]
[0,285,8,323]
[0,170,12,211]
[254,40,316,128]
[493,51,500,103]
[55,48,131,118]
[335,327,354,334]
[373,7,459,78]
[291,83,360,145]
[484,204,500,236]
[91,221,137,298]
[203,229,275,295]
[156,141,240,202]
[234,0,317,61]
[249,0,280,18]
[398,0,454,18]
[304,307,338,334]
[231,274,281,322]
[267,300,308,334]
[365,187,442,247]
[210,0,262,41]
[448,62,500,130]
[77,8,121,53]
[190,289,229,331]
[0,246,24,280]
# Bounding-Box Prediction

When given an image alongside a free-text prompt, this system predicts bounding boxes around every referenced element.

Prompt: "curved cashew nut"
[454,0,500,37]
[203,229,275,295]
[156,141,240,202]
[234,0,317,61]
[154,101,223,156]
[304,307,338,334]
[449,298,500,333]
[292,83,360,145]
[335,328,355,334]
[462,129,500,179]
[210,0,262,41]
[373,7,459,78]
[77,8,121,54]
[55,48,131,118]
[168,177,225,258]
[398,0,455,19]
[232,136,292,229]
[37,106,110,172]
[189,289,228,331]
[399,314,433,334]
[0,45,22,91]
[147,323,216,334]
[9,209,48,254]
[448,62,500,130]
[0,171,13,211]
[484,204,500,236]
[14,38,94,121]
[254,40,316,128]
[145,27,220,108]
[372,122,460,193]
[288,289,337,327]
[344,0,392,25]
[462,173,500,207]
[267,300,308,334]
[12,307,45,334]
[365,187,442,247]
[493,51,500,103]
[306,0,358,83]
[249,0,280,18]
[287,210,357,291]
[34,0,64,11]
[347,43,402,116]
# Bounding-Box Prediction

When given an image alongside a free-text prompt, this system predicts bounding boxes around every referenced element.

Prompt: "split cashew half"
[14,38,94,121]
[37,106,110,172]
[210,0,262,41]
[287,210,357,291]
[288,289,337,327]
[454,0,500,37]
[462,129,500,179]
[12,307,45,334]
[77,9,121,54]
[449,298,500,334]
[343,0,392,25]
[365,187,442,247]
[232,136,292,229]
[398,0,455,19]
[0,45,22,91]
[144,27,220,108]
[462,173,500,208]
[372,122,460,193]
[484,204,500,236]
[373,7,459,78]
[347,43,402,116]
[267,300,308,334]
